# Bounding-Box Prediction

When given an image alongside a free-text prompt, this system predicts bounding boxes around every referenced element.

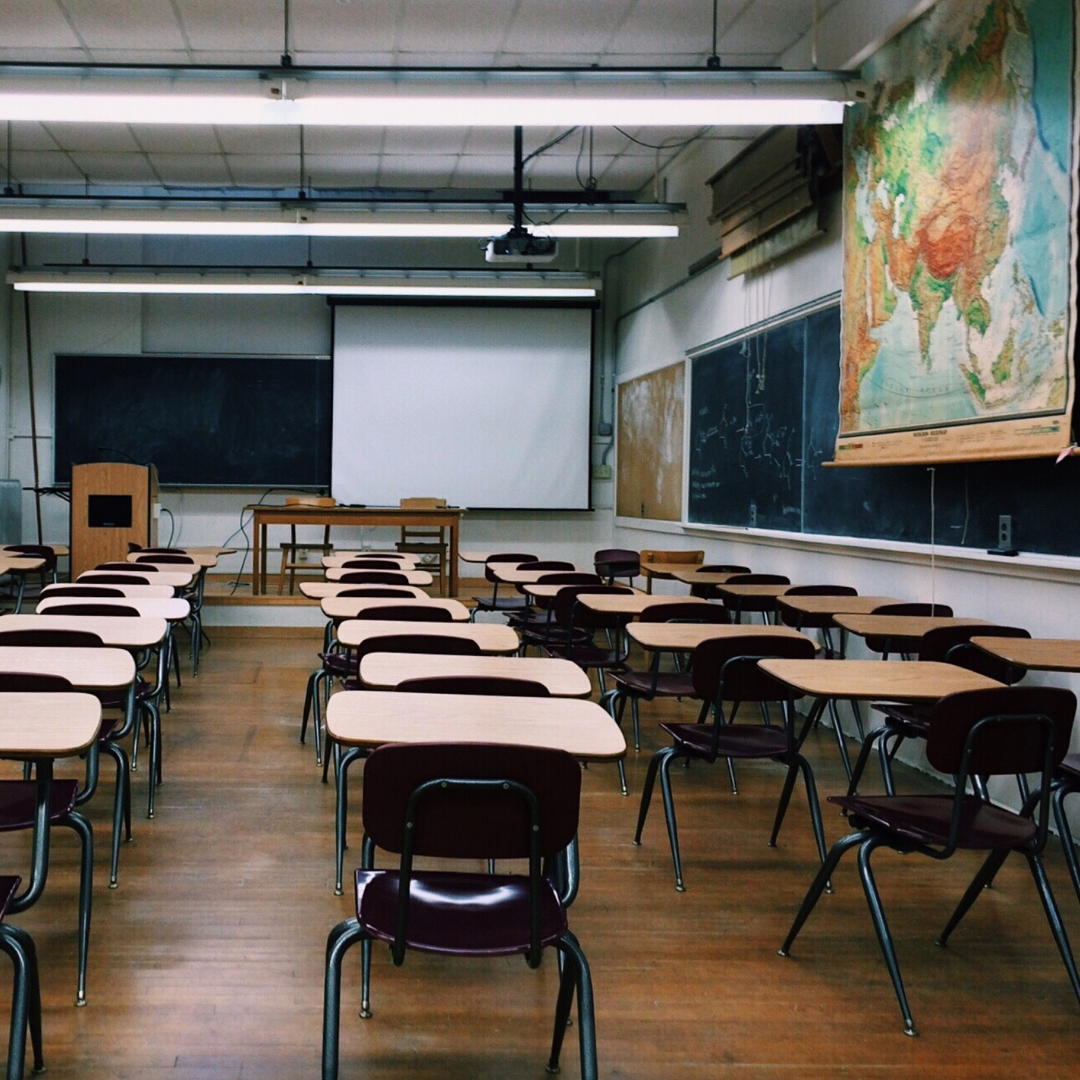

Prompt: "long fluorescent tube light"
[6,268,600,299]
[0,207,678,239]
[0,69,864,128]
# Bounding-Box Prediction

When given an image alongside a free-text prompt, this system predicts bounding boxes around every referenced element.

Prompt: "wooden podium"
[70,463,159,579]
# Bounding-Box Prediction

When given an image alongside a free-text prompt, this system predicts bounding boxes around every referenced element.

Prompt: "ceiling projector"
[485,231,559,263]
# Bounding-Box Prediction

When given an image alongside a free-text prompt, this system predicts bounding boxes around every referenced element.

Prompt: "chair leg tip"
[675,882,685,892]
[360,1008,372,1020]
[75,995,87,1007]
[109,880,118,889]
[904,1023,919,1037]
[777,948,788,957]
[545,1064,561,1075]
[334,887,343,897]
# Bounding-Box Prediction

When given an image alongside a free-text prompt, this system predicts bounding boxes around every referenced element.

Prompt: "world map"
[839,0,1076,463]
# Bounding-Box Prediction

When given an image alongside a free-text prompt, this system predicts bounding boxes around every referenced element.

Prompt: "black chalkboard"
[54,354,332,487]
[689,302,1080,556]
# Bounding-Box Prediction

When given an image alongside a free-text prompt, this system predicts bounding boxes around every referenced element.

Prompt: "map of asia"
[838,0,1077,464]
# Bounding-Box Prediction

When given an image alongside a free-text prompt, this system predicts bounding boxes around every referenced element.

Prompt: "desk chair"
[687,564,751,598]
[277,496,336,596]
[396,497,449,596]
[780,686,1080,1037]
[864,601,955,659]
[322,742,597,1080]
[640,549,703,593]
[3,545,58,609]
[134,553,205,676]
[719,573,790,623]
[471,553,539,621]
[634,633,824,891]
[593,548,640,586]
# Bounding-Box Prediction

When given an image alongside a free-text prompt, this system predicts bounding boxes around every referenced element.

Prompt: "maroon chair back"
[640,601,729,624]
[362,742,580,861]
[920,624,1031,684]
[395,676,551,697]
[353,635,482,664]
[871,601,953,617]
[484,554,540,585]
[135,554,196,565]
[691,633,816,705]
[700,564,751,574]
[337,587,418,598]
[338,571,409,585]
[0,628,105,648]
[0,672,73,692]
[42,586,125,598]
[519,561,576,571]
[96,562,157,572]
[340,559,407,569]
[4,545,58,573]
[42,604,140,617]
[551,585,633,632]
[779,584,858,629]
[79,574,152,585]
[353,605,452,622]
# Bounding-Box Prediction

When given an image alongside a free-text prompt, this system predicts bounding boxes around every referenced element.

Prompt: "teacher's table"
[41,582,176,600]
[970,637,1080,673]
[321,552,421,568]
[335,619,518,654]
[0,691,101,1001]
[834,614,992,658]
[300,581,428,600]
[321,597,470,622]
[324,567,433,587]
[0,647,136,886]
[326,690,625,892]
[79,569,195,590]
[358,653,593,696]
[248,503,463,596]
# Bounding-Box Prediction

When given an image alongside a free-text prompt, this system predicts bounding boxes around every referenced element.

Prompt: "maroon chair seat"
[779,686,1080,1037]
[1052,752,1080,907]
[634,633,824,891]
[322,742,597,1080]
[593,548,640,586]
[0,873,44,1077]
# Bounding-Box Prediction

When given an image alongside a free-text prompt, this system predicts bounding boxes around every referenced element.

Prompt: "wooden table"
[324,567,434,586]
[299,582,428,600]
[358,654,593,696]
[577,593,713,617]
[41,583,176,599]
[248,503,463,596]
[834,614,992,656]
[776,595,904,623]
[37,596,190,621]
[79,569,195,589]
[326,690,626,893]
[321,597,470,622]
[970,637,1080,672]
[321,552,421,568]
[336,620,518,654]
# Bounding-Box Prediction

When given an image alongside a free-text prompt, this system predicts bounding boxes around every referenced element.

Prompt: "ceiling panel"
[0,1,83,52]
[304,154,381,188]
[173,0,284,57]
[61,0,187,52]
[68,152,160,185]
[10,151,88,184]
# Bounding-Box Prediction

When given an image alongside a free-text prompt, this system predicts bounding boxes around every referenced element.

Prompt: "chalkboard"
[54,354,332,487]
[689,302,1080,556]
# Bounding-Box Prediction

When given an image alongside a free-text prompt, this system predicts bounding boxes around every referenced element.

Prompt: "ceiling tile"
[144,154,234,186]
[61,0,188,53]
[304,154,381,188]
[0,1,84,51]
[67,152,160,185]
[173,0,284,56]
[8,151,87,185]
[377,156,459,189]
[129,126,224,155]
[39,123,142,153]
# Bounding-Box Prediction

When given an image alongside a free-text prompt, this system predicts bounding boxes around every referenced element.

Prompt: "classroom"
[0,1,1078,1076]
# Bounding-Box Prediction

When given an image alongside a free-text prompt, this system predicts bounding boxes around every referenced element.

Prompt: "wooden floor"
[3,628,1080,1077]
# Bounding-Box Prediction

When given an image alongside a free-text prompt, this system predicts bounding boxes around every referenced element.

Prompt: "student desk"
[0,555,46,612]
[321,553,421,568]
[335,620,518,654]
[707,582,793,622]
[670,569,746,588]
[357,653,593,696]
[324,567,433,587]
[0,545,68,557]
[575,593,713,618]
[970,637,1080,672]
[299,582,428,600]
[834,614,992,657]
[628,622,813,654]
[776,595,905,627]
[0,613,168,650]
[494,566,586,585]
[79,569,195,590]
[41,583,176,600]
[36,596,190,622]
[247,504,463,596]
[320,597,470,622]
[326,690,625,893]
[0,647,136,886]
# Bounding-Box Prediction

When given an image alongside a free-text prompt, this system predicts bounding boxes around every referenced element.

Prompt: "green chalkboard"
[688,302,1080,555]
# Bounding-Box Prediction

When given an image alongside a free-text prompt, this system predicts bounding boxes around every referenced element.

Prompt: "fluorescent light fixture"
[0,206,679,239]
[0,69,864,128]
[6,268,600,299]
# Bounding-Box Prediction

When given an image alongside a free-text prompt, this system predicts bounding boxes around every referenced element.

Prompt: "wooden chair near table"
[639,549,703,593]
[277,495,336,596]
[395,497,450,596]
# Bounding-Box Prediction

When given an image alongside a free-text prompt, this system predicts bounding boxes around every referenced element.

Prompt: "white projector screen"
[331,304,593,509]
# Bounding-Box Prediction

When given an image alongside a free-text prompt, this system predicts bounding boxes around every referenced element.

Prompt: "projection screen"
[331,304,593,509]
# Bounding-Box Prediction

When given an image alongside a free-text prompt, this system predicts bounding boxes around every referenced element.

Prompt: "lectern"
[70,462,158,579]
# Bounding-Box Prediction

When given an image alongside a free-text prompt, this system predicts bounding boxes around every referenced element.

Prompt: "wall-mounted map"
[838,0,1077,464]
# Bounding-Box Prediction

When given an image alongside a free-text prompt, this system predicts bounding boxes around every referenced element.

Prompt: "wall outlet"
[592,463,612,480]
[298,548,309,563]
[998,514,1012,549]
[749,501,757,527]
